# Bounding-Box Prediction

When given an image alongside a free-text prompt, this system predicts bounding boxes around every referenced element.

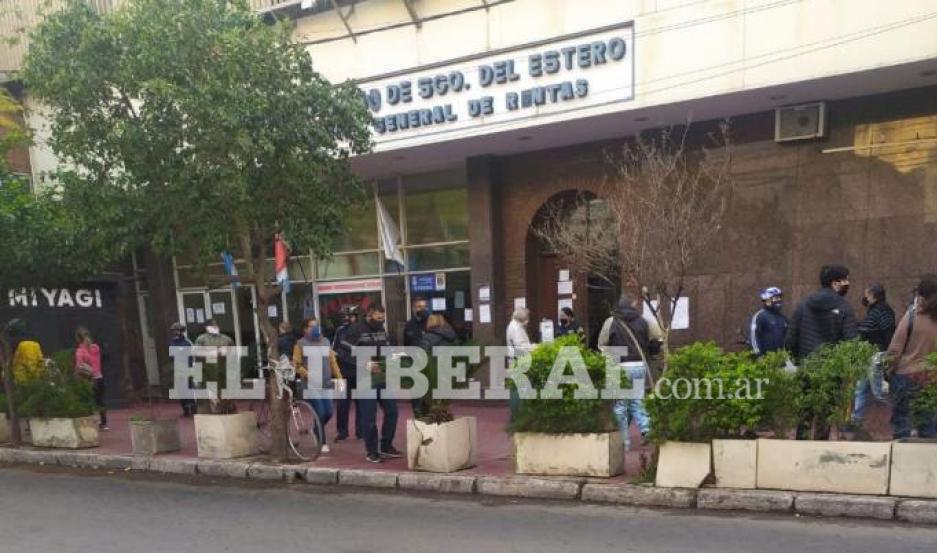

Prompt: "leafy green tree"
[22,0,371,458]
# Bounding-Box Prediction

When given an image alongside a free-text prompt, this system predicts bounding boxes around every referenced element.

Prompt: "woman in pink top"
[74,327,107,430]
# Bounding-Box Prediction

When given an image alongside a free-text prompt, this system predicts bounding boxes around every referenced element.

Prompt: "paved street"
[1,467,935,553]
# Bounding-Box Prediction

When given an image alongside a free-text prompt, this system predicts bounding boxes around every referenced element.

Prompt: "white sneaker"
[321,444,331,454]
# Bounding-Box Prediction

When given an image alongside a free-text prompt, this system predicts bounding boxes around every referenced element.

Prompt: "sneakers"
[365,453,382,463]
[380,445,402,459]
[320,444,331,454]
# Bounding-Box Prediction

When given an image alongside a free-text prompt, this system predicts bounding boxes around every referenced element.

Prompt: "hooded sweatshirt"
[785,288,858,361]
[598,301,650,363]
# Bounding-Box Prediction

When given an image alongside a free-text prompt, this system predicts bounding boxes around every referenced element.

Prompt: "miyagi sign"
[7,288,105,309]
[359,23,634,147]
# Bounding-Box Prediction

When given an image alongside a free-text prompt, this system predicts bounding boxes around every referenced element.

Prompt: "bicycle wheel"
[253,401,273,454]
[288,400,323,462]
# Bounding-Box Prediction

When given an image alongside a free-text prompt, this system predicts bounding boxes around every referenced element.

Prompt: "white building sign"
[359,24,634,146]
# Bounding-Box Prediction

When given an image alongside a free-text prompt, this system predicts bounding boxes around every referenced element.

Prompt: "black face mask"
[861,297,870,307]
[838,284,850,297]
[368,318,384,331]
[767,302,783,312]
[559,318,570,325]
[416,309,429,321]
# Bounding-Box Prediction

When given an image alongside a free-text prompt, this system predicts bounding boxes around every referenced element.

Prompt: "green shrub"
[14,360,95,419]
[50,349,75,376]
[509,334,616,434]
[911,354,937,427]
[645,343,798,443]
[796,340,876,437]
[416,340,482,424]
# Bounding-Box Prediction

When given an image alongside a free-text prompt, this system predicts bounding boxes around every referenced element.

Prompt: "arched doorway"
[525,191,618,346]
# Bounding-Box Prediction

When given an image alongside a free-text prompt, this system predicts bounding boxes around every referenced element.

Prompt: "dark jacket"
[556,320,582,337]
[607,305,650,363]
[750,308,788,356]
[332,322,355,378]
[403,316,426,347]
[337,319,391,387]
[857,300,896,351]
[277,333,297,360]
[785,288,858,361]
[419,325,457,351]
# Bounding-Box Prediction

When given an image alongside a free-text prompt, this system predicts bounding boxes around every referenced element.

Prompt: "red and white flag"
[275,233,290,294]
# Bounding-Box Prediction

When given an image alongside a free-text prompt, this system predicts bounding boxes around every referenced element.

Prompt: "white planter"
[889,440,937,499]
[756,438,891,495]
[406,416,477,473]
[194,413,258,459]
[656,441,711,488]
[29,416,100,449]
[514,431,624,477]
[0,413,9,443]
[713,439,757,489]
[130,419,181,456]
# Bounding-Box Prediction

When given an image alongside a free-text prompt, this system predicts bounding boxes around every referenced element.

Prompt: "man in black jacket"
[850,283,896,431]
[786,265,858,439]
[339,304,400,463]
[403,297,429,347]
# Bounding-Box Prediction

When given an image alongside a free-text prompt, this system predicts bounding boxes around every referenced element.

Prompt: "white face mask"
[206,326,220,335]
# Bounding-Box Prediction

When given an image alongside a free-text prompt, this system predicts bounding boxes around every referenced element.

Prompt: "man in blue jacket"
[749,287,788,357]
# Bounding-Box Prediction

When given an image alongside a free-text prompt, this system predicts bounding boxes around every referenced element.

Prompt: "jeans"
[852,375,888,424]
[335,374,362,438]
[358,389,399,456]
[891,374,937,439]
[92,378,107,427]
[613,363,651,450]
[307,397,333,444]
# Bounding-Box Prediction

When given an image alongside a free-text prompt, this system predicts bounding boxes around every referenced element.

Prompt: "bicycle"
[252,356,324,462]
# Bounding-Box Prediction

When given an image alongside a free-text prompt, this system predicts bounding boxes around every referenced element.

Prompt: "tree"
[535,123,732,355]
[22,0,372,458]
[0,89,126,444]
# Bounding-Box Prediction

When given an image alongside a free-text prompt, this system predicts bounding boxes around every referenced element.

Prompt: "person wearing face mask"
[169,322,196,417]
[404,297,430,347]
[556,307,582,337]
[749,287,788,357]
[333,306,362,441]
[786,265,858,440]
[293,318,341,453]
[341,304,400,463]
[848,283,896,434]
[193,319,235,413]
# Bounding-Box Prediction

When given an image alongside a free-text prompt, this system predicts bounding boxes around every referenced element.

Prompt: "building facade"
[5,0,937,383]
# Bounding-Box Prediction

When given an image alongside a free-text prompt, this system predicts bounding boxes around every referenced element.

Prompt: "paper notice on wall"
[432,297,447,311]
[267,304,278,318]
[212,302,226,315]
[479,304,492,324]
[185,308,196,323]
[464,308,473,322]
[435,272,446,291]
[540,320,555,343]
[514,297,526,309]
[558,269,570,282]
[479,285,491,302]
[454,290,465,309]
[557,280,573,295]
[672,297,690,330]
[557,298,573,318]
[642,299,659,318]
[195,309,205,324]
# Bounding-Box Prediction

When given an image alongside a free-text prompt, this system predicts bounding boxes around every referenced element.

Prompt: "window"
[316,252,381,279]
[403,169,468,245]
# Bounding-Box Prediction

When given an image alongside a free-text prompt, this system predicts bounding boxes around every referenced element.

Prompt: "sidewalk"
[93,400,650,479]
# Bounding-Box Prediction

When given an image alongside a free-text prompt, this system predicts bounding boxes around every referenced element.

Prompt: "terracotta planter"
[130,419,181,455]
[29,416,100,449]
[194,413,258,459]
[514,431,624,477]
[406,416,478,473]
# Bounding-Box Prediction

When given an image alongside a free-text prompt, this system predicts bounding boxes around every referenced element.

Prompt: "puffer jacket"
[785,288,858,361]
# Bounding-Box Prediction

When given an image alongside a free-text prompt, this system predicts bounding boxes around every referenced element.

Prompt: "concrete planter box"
[406,416,478,473]
[194,413,258,459]
[130,419,181,456]
[713,439,757,489]
[889,440,937,499]
[656,441,712,488]
[756,438,891,495]
[514,431,624,477]
[29,416,99,449]
[0,413,8,443]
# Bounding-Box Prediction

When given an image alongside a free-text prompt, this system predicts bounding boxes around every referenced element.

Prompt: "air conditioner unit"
[775,102,827,142]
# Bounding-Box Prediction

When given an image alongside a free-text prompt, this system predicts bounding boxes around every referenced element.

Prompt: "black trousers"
[336,374,362,438]
[93,378,107,427]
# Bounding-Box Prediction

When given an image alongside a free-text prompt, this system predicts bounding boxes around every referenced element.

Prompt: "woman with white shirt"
[506,307,534,421]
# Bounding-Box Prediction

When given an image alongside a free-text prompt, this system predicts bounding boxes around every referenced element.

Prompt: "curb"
[2,446,936,524]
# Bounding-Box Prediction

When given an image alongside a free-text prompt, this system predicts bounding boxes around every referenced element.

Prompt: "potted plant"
[129,414,181,456]
[645,344,797,488]
[15,363,99,449]
[509,334,623,478]
[406,345,480,473]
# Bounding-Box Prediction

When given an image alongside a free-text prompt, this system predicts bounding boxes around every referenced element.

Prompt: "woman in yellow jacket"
[292,318,342,453]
